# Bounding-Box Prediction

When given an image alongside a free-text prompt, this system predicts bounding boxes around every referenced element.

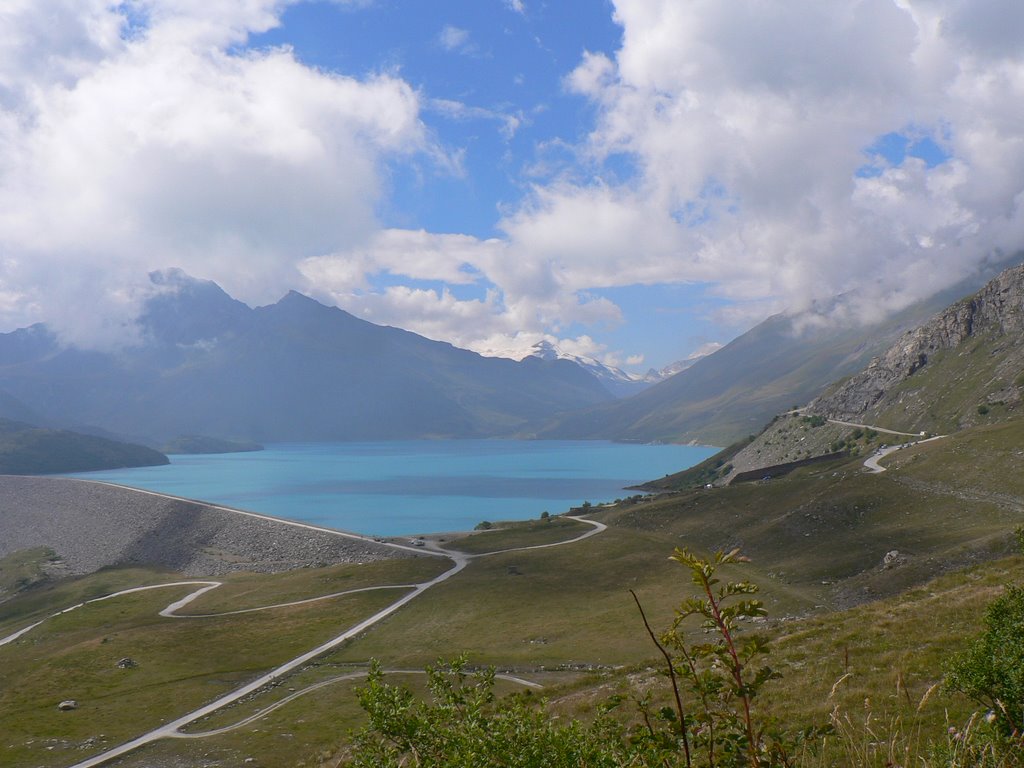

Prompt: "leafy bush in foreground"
[342,537,1024,767]
[346,657,632,767]
[945,585,1024,737]
[346,550,796,768]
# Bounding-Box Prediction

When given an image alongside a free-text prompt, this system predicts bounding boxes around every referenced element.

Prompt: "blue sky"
[252,1,616,239]
[1,1,1023,370]
[247,0,727,369]
[255,2,623,242]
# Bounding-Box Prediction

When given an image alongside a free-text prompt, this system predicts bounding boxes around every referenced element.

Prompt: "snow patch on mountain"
[525,340,720,398]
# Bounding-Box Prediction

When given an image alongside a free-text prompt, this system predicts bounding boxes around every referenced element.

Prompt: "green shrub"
[944,529,1024,739]
[345,550,800,768]
[638,547,803,767]
[347,658,633,767]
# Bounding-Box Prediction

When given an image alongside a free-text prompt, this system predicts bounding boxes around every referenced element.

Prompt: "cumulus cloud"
[300,228,629,364]
[0,0,425,347]
[438,25,473,54]
[6,0,1024,366]
[503,0,1024,327]
[298,0,1024,364]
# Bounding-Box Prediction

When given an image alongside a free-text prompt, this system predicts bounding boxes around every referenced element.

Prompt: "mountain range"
[680,260,1024,486]
[522,340,698,398]
[0,259,1020,451]
[530,260,1022,446]
[0,270,613,444]
[808,261,1024,435]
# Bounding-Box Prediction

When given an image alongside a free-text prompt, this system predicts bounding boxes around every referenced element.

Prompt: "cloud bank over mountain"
[530,0,1024,326]
[0,0,424,346]
[1,1,1024,362]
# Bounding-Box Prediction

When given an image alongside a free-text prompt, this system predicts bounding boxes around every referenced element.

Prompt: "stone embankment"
[0,476,408,577]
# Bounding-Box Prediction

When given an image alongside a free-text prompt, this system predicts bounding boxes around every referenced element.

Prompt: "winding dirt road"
[0,487,606,768]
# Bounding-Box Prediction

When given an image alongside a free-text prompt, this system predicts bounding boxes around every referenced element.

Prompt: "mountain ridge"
[809,262,1024,431]
[0,418,169,474]
[0,272,614,443]
[708,261,1024,483]
[529,259,1023,446]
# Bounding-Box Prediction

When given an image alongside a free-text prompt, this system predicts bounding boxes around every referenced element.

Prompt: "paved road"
[825,418,924,438]
[14,490,605,768]
[771,410,949,475]
[863,434,947,473]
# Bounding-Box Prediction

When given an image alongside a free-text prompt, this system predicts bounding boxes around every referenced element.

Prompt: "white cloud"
[438,25,471,53]
[304,0,1024,363]
[428,98,524,140]
[300,228,625,359]
[688,342,722,360]
[0,0,426,347]
[6,0,1024,366]
[504,0,526,15]
[502,0,1024,326]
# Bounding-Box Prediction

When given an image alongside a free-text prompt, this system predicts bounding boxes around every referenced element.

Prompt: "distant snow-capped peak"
[526,340,722,387]
[526,340,643,385]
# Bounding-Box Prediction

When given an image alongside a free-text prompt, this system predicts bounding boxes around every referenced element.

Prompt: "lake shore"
[67,440,718,536]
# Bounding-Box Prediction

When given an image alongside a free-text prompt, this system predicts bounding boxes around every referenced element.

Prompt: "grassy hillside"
[532,312,889,445]
[159,435,264,454]
[2,418,1022,766]
[532,275,999,445]
[0,419,168,474]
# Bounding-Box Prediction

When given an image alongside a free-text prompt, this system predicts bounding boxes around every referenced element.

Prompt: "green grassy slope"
[0,419,168,474]
[1,419,1022,767]
[0,557,448,768]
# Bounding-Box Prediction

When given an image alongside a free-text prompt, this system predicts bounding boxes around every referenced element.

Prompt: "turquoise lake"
[72,440,717,536]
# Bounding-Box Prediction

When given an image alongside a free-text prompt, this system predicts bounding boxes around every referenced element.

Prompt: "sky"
[2,1,1024,372]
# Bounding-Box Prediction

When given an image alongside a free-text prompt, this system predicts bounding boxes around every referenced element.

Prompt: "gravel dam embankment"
[0,476,409,577]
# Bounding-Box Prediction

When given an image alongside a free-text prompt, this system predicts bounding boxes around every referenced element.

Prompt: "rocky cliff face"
[810,263,1024,421]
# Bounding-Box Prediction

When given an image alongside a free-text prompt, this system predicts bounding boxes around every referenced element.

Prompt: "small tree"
[945,527,1024,738]
[632,548,796,768]
[945,585,1024,735]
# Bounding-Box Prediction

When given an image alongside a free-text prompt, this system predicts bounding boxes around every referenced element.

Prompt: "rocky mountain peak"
[809,262,1024,422]
[140,269,251,346]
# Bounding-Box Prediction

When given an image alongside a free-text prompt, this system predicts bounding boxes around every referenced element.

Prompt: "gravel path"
[0,476,410,577]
